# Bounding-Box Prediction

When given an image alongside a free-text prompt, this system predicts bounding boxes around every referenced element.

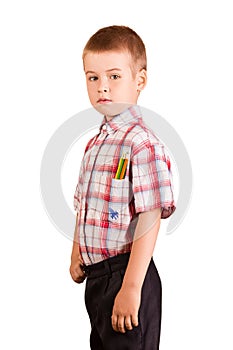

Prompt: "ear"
[136,69,147,92]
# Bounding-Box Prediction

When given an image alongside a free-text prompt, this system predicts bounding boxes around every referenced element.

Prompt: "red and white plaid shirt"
[74,105,176,265]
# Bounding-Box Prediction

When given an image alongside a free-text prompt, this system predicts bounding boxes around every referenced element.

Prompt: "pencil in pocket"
[119,158,128,179]
[115,154,128,179]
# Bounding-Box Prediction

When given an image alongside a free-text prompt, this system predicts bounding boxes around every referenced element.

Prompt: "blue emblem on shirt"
[109,207,119,220]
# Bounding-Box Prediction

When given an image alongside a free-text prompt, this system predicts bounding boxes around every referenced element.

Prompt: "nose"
[98,77,110,93]
[98,86,110,93]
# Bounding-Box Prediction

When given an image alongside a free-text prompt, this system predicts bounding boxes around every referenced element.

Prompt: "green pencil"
[115,157,125,179]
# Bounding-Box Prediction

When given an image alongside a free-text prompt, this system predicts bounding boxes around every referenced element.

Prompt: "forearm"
[122,208,161,291]
[70,212,85,283]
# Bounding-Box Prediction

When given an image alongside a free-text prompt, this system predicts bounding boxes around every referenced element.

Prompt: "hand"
[111,285,141,333]
[70,253,86,284]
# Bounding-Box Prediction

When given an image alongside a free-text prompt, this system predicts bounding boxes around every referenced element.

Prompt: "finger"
[70,266,86,283]
[79,265,86,276]
[117,316,126,333]
[131,313,139,327]
[75,269,86,283]
[125,315,133,331]
[71,272,84,283]
[76,276,86,284]
[75,271,86,283]
[111,314,118,332]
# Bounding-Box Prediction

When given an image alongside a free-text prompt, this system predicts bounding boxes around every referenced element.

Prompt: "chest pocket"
[108,178,133,224]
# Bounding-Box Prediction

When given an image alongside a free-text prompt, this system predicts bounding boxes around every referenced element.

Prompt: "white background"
[1,1,232,349]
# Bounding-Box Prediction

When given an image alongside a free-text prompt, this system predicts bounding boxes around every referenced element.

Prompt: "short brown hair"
[82,25,147,73]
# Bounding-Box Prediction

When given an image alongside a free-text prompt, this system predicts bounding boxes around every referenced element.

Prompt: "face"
[83,51,147,119]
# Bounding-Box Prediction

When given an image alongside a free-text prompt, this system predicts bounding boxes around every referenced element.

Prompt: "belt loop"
[103,259,112,277]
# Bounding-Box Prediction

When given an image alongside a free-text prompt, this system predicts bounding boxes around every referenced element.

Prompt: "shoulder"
[129,118,164,157]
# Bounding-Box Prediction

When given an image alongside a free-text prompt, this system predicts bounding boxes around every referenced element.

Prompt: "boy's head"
[82,26,147,118]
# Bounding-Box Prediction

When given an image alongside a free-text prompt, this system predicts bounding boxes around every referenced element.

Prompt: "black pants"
[83,253,162,350]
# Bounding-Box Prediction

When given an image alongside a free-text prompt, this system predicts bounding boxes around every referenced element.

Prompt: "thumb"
[78,255,84,264]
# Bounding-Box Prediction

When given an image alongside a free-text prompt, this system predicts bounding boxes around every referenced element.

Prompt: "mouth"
[97,98,112,104]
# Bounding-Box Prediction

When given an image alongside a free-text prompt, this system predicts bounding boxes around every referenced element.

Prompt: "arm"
[111,207,161,333]
[69,213,86,284]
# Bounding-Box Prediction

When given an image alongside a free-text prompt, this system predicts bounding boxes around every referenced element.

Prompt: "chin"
[93,102,134,117]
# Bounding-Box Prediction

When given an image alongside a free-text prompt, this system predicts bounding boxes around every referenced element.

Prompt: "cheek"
[119,82,136,97]
[86,84,96,97]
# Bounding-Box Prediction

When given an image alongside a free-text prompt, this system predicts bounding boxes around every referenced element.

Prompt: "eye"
[110,74,120,80]
[88,76,98,81]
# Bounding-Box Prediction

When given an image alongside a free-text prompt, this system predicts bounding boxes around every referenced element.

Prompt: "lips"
[97,98,112,104]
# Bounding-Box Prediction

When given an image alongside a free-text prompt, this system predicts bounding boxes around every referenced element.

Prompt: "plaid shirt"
[74,105,176,265]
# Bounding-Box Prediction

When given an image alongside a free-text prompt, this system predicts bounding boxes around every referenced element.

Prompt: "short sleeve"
[73,133,99,213]
[131,142,176,218]
[73,182,81,213]
[73,159,85,213]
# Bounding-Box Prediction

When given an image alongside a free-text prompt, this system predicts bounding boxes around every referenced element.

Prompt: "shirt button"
[102,124,107,131]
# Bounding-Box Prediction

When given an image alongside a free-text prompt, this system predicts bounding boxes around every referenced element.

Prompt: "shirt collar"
[99,105,142,134]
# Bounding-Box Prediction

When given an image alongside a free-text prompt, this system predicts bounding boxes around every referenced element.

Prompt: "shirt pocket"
[108,178,133,224]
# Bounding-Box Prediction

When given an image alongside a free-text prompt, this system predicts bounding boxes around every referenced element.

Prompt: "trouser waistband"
[82,253,130,279]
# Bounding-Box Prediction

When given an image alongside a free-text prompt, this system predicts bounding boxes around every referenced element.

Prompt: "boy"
[70,26,175,349]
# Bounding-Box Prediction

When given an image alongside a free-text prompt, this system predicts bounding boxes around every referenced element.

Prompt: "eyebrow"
[85,68,122,75]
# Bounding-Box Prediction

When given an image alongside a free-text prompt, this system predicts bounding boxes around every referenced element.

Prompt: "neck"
[105,114,114,122]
